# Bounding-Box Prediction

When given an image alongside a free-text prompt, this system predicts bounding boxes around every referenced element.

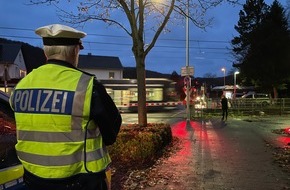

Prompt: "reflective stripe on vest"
[16,147,107,166]
[17,129,97,142]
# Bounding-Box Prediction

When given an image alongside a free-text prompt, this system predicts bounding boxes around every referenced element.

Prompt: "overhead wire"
[0,26,232,62]
[0,26,230,45]
[0,34,230,51]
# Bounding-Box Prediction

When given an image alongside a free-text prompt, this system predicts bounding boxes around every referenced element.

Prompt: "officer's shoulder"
[76,68,95,77]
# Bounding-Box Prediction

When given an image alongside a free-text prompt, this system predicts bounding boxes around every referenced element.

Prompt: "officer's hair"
[43,45,77,59]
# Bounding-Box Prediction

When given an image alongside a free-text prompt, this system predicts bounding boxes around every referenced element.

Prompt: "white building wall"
[80,68,123,80]
[9,65,20,79]
[0,64,21,80]
[13,51,27,79]
[0,65,6,78]
[0,50,27,79]
[14,51,26,71]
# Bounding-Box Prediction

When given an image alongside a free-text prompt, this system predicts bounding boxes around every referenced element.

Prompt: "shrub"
[107,123,172,166]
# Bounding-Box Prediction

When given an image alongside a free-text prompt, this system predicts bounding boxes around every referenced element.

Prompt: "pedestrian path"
[143,117,290,190]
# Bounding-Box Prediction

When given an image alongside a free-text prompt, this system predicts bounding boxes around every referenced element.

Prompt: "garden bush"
[107,123,172,166]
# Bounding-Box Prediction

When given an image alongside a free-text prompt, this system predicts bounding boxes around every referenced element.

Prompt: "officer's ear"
[74,45,80,55]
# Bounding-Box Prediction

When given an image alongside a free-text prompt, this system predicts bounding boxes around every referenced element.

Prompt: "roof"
[0,43,22,64]
[78,54,123,70]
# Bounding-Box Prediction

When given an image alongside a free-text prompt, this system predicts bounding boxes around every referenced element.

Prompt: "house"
[78,53,123,80]
[0,42,124,95]
[0,43,27,93]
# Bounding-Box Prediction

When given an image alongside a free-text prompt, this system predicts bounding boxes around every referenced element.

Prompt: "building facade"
[0,44,26,93]
[78,53,123,80]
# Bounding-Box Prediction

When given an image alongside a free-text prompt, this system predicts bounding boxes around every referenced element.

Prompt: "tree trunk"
[273,86,278,99]
[136,56,147,127]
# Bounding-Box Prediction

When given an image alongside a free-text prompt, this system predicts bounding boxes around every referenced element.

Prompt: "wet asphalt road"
[122,111,290,190]
[121,108,185,125]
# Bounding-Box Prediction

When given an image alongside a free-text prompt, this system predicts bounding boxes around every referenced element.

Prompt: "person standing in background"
[221,94,228,121]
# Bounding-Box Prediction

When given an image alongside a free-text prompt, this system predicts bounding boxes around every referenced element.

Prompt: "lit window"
[19,70,26,78]
[109,72,115,79]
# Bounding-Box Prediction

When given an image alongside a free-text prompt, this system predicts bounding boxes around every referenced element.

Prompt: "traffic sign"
[182,86,194,102]
[184,76,191,89]
[181,66,194,76]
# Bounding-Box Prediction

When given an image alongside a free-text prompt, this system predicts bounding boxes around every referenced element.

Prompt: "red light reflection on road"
[169,120,217,161]
[171,120,202,139]
[170,119,242,168]
[170,120,201,160]
[285,128,290,135]
[277,136,290,146]
[276,127,290,146]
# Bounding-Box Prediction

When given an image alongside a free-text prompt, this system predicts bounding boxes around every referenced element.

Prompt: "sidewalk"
[139,117,290,190]
[235,115,290,148]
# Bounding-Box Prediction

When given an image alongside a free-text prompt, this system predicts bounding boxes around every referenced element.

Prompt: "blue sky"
[0,0,287,77]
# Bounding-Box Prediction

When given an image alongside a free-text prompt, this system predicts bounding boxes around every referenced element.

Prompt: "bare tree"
[28,0,238,127]
[203,72,217,78]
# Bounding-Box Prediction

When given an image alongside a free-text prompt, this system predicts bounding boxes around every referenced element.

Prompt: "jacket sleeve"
[90,79,122,145]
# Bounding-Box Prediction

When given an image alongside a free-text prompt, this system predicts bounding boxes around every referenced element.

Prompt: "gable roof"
[0,43,22,64]
[78,54,123,70]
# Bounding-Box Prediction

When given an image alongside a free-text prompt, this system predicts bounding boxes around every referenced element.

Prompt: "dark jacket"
[221,97,228,110]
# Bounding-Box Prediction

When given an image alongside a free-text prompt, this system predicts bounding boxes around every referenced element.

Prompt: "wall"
[80,68,123,80]
[0,50,26,79]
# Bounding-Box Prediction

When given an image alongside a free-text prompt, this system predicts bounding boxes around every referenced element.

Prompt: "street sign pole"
[181,0,194,123]
[185,0,190,123]
[186,76,190,122]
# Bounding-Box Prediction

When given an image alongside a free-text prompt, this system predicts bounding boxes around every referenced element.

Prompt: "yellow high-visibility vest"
[10,63,111,178]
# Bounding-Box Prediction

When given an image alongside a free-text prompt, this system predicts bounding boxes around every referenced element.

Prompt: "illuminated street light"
[221,67,226,87]
[234,71,240,99]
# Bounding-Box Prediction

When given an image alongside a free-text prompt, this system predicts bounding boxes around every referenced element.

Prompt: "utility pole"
[186,0,190,123]
[185,0,194,123]
[181,0,194,123]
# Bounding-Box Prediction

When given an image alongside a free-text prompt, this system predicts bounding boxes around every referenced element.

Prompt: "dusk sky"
[0,0,287,77]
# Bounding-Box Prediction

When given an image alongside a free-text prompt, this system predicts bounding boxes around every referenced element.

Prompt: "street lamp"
[221,68,226,87]
[234,71,240,99]
[185,0,190,123]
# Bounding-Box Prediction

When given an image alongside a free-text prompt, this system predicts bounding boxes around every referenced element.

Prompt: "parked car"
[232,93,245,99]
[241,91,271,106]
[0,98,26,190]
[0,133,26,190]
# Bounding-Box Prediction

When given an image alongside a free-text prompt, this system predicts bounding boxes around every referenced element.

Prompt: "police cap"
[35,24,87,49]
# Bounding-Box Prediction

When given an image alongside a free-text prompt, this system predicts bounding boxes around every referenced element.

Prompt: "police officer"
[9,24,122,190]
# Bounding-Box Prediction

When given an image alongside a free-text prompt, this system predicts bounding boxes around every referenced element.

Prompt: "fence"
[192,98,290,117]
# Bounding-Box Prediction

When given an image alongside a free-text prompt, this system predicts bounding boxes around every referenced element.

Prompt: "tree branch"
[145,0,175,56]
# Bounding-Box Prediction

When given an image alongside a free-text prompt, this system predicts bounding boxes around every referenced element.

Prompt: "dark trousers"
[23,169,107,190]
[222,108,228,120]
